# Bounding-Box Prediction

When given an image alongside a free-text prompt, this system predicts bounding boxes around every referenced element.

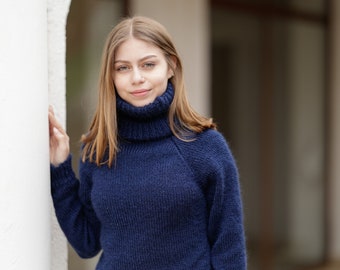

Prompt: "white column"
[329,0,340,261]
[47,1,71,269]
[0,0,70,269]
[47,0,71,270]
[131,0,211,116]
[0,1,50,269]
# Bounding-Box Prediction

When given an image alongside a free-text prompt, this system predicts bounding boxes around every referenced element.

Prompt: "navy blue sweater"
[51,84,247,269]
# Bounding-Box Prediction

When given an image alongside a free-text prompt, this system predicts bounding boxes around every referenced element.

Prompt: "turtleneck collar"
[116,82,174,142]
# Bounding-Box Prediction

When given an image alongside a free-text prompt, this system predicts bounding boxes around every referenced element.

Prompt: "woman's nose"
[132,69,145,84]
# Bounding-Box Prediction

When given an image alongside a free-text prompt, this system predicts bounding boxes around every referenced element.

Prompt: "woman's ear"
[168,56,177,78]
[168,70,174,79]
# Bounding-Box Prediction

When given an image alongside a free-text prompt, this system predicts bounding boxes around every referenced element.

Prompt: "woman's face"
[113,37,173,107]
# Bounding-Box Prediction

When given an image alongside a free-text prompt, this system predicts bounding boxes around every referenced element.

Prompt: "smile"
[131,89,150,97]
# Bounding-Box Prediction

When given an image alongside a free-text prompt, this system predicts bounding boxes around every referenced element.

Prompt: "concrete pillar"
[48,1,71,269]
[131,0,211,116]
[329,0,340,261]
[0,0,70,269]
[0,1,50,269]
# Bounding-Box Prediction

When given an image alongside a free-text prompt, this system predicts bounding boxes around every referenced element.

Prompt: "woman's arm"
[49,106,101,258]
[205,136,247,269]
[173,129,247,269]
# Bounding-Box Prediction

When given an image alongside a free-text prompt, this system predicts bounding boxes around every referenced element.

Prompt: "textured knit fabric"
[50,83,247,270]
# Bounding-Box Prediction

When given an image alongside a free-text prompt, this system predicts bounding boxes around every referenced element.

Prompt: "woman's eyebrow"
[139,55,157,61]
[114,54,158,64]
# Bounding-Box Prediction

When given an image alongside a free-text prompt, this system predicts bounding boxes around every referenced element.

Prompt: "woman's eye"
[116,65,129,72]
[142,62,155,69]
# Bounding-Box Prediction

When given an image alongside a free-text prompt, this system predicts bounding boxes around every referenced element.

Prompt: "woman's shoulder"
[174,128,231,152]
[172,128,236,173]
[186,128,232,155]
[196,128,227,145]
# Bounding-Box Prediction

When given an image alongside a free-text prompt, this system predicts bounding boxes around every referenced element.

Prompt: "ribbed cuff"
[50,155,76,188]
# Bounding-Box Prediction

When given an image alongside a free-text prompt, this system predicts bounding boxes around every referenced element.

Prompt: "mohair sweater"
[50,83,247,270]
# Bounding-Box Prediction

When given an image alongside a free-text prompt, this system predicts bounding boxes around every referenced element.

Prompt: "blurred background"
[65,0,339,269]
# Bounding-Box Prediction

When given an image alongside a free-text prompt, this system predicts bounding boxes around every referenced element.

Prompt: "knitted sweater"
[50,83,247,270]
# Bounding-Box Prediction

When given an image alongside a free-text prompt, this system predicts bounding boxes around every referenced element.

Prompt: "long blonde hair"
[82,16,216,167]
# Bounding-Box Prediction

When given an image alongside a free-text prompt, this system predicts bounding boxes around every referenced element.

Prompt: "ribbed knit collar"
[116,82,174,141]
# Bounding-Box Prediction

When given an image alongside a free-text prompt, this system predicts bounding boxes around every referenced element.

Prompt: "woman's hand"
[48,106,70,167]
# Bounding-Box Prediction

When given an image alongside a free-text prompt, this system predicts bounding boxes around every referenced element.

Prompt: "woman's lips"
[131,89,150,97]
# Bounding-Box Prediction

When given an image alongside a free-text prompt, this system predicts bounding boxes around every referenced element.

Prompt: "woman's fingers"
[48,105,70,166]
[48,106,66,136]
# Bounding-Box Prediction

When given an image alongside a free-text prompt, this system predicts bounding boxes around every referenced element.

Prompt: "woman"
[49,16,247,269]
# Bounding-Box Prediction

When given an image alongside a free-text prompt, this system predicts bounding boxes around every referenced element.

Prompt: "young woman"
[49,16,247,269]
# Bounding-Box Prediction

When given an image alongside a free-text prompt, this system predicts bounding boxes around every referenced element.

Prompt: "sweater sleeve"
[50,155,102,258]
[174,129,247,269]
[204,132,247,269]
